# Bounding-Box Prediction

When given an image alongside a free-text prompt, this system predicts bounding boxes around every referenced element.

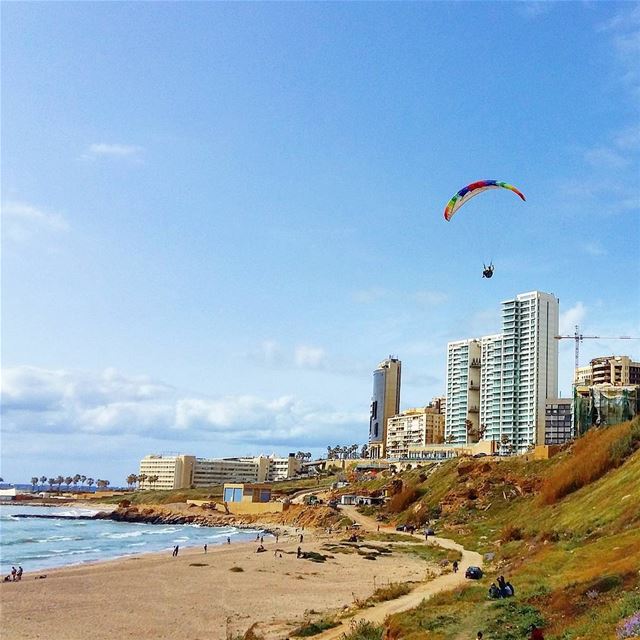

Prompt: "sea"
[0,504,264,577]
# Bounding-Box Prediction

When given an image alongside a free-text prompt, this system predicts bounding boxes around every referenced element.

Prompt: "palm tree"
[126,474,137,490]
[148,475,159,490]
[55,475,64,492]
[31,477,39,491]
[64,476,73,490]
[137,473,148,489]
[445,434,456,445]
[86,477,95,491]
[72,474,81,491]
[40,475,47,490]
[326,446,332,459]
[48,477,56,492]
[80,475,87,489]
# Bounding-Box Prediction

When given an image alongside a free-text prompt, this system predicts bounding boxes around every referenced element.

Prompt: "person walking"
[452,560,458,574]
[203,544,208,554]
[16,566,23,581]
[10,567,17,581]
[299,533,304,543]
[227,537,231,545]
[297,546,302,558]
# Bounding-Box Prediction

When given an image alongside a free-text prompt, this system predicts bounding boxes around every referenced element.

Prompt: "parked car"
[465,566,483,580]
[395,525,406,532]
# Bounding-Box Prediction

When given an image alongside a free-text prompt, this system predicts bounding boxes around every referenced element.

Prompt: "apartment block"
[575,356,640,386]
[385,406,445,459]
[138,454,196,490]
[445,339,481,445]
[445,291,559,452]
[544,398,573,445]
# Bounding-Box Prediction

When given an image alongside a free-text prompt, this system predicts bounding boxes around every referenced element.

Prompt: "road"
[313,505,483,638]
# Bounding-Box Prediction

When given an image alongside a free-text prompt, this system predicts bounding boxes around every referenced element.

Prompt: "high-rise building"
[368,357,401,459]
[445,340,481,445]
[445,291,559,452]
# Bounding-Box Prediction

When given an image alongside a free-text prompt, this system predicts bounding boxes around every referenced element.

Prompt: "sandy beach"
[1,525,434,640]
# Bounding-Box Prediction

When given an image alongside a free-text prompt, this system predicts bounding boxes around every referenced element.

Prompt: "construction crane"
[554,324,637,370]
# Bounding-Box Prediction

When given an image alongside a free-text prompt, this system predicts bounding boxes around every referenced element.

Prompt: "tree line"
[126,473,160,490]
[326,444,368,460]
[30,475,111,492]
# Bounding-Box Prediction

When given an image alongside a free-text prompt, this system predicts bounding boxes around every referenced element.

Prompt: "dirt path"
[312,506,483,639]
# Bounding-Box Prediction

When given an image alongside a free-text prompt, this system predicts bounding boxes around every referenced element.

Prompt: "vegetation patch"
[340,620,383,640]
[291,618,339,636]
[229,566,244,572]
[367,582,411,603]
[540,419,640,504]
[397,543,461,564]
[189,562,208,567]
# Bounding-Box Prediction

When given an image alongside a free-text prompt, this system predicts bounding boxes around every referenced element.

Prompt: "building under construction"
[573,383,640,437]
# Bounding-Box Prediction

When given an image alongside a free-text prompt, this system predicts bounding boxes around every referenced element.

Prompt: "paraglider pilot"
[482,263,494,279]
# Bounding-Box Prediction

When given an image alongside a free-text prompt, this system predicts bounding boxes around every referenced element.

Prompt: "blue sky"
[2,2,639,483]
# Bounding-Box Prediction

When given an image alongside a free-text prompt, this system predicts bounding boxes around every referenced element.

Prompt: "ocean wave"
[100,531,143,539]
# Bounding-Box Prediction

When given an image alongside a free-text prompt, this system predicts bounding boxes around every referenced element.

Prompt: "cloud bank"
[1,366,365,450]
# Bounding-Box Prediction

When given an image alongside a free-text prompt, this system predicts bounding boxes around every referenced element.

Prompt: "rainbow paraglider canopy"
[444,180,525,221]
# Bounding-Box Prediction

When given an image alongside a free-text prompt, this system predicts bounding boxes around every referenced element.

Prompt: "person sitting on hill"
[488,583,501,599]
[504,581,515,597]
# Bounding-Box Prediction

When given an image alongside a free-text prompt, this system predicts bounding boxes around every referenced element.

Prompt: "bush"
[229,566,244,572]
[486,600,545,640]
[500,524,523,542]
[340,620,383,640]
[369,582,411,603]
[292,618,339,636]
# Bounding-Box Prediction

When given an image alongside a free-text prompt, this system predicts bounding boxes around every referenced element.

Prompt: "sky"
[1,1,639,484]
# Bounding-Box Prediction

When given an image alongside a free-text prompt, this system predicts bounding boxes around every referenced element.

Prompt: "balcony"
[470,358,481,368]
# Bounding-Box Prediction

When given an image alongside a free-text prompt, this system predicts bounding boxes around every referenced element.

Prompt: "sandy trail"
[312,505,483,639]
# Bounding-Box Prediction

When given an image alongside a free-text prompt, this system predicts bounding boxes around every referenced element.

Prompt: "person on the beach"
[452,560,458,573]
[297,546,302,558]
[11,567,16,581]
[227,537,231,544]
[173,545,179,557]
[377,525,380,532]
[203,544,207,554]
[260,536,264,544]
[299,534,303,543]
[16,566,23,581]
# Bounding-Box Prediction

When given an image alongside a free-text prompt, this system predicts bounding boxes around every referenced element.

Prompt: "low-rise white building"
[139,453,300,490]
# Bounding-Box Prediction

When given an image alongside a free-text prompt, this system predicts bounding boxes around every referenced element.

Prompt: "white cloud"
[517,2,555,19]
[0,366,364,448]
[559,302,586,335]
[83,143,144,161]
[1,201,69,242]
[294,345,327,369]
[352,288,387,304]
[584,146,630,169]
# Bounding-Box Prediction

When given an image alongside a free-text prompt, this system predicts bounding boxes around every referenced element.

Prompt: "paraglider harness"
[482,262,494,278]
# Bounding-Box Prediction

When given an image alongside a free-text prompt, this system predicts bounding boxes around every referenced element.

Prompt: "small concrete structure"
[221,483,285,514]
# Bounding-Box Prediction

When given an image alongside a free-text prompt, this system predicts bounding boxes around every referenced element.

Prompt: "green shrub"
[340,620,383,640]
[369,582,411,603]
[292,618,339,636]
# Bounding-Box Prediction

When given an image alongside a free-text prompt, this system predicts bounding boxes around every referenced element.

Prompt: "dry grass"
[540,418,640,504]
[386,485,418,513]
[368,582,412,603]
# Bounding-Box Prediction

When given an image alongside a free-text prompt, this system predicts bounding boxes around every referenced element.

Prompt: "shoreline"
[0,518,435,640]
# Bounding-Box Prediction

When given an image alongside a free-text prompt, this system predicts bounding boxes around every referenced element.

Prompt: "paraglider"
[443,180,526,278]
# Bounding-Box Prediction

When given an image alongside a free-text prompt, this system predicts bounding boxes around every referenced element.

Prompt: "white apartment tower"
[445,340,481,444]
[445,291,559,451]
